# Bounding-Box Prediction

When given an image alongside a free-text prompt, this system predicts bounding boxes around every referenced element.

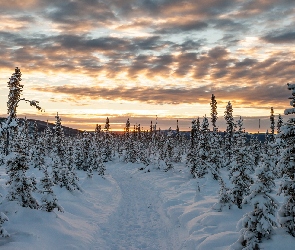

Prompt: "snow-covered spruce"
[277,119,295,236]
[234,151,278,249]
[213,177,232,211]
[195,116,210,178]
[224,101,235,167]
[0,212,9,237]
[5,129,39,209]
[186,118,199,178]
[39,167,64,212]
[210,93,218,132]
[270,107,275,142]
[163,127,174,171]
[229,117,254,209]
[277,83,295,237]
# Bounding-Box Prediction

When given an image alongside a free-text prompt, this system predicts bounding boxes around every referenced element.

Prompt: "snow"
[1,161,295,249]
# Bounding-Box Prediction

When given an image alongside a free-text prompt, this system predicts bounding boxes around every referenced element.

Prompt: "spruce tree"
[137,136,150,167]
[213,178,232,211]
[249,135,261,167]
[186,119,199,178]
[4,67,42,155]
[4,67,23,155]
[277,114,283,134]
[124,134,137,164]
[95,124,101,134]
[29,126,46,171]
[91,143,106,176]
[51,113,79,190]
[81,131,91,172]
[51,113,66,185]
[224,101,235,166]
[210,94,218,132]
[43,120,53,156]
[124,118,137,163]
[163,127,174,171]
[173,120,182,163]
[33,121,38,143]
[276,83,295,237]
[104,117,110,132]
[64,141,81,190]
[207,131,222,180]
[39,167,64,212]
[195,116,210,178]
[236,141,278,248]
[125,118,130,138]
[6,128,39,209]
[229,117,253,209]
[0,212,9,237]
[270,107,275,142]
[102,117,112,162]
[73,133,83,170]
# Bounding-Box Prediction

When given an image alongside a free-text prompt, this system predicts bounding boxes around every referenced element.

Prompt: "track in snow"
[98,164,181,250]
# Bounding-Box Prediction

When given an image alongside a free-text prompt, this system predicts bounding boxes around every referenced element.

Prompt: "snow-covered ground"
[1,161,295,250]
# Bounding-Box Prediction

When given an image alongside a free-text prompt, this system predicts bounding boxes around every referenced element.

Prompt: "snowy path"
[97,163,182,250]
[2,161,295,250]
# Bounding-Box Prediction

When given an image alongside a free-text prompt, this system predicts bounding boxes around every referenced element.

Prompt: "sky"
[0,0,294,132]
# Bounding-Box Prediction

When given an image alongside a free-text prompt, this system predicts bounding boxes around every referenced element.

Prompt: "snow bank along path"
[98,162,183,250]
[2,161,295,249]
[0,161,184,250]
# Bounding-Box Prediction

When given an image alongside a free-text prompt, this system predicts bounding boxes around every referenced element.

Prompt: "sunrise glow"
[0,0,294,132]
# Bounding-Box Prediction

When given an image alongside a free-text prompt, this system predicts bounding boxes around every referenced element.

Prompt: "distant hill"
[0,117,81,136]
[0,117,267,141]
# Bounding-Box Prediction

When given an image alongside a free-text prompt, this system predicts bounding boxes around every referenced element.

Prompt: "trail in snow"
[97,163,182,250]
[2,161,295,250]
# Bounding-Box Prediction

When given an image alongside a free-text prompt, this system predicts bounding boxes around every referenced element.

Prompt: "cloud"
[154,20,208,34]
[44,1,116,32]
[262,31,295,44]
[211,18,246,32]
[33,82,290,109]
[241,0,294,13]
[0,0,294,124]
[0,27,294,92]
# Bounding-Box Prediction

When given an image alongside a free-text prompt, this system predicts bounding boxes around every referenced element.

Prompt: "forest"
[0,67,295,250]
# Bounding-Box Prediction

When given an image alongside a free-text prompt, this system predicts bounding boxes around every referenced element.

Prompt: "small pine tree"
[195,116,210,178]
[29,136,46,170]
[163,127,174,171]
[229,117,253,209]
[277,130,295,236]
[224,101,235,166]
[6,128,39,209]
[213,178,232,211]
[101,118,112,162]
[277,114,283,134]
[63,143,81,190]
[270,107,275,142]
[39,167,64,212]
[125,118,130,138]
[186,119,199,178]
[104,117,110,132]
[236,154,278,249]
[210,94,218,132]
[277,83,295,237]
[89,136,106,176]
[249,135,261,167]
[95,124,101,135]
[0,212,9,237]
[51,113,66,185]
[173,119,182,163]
